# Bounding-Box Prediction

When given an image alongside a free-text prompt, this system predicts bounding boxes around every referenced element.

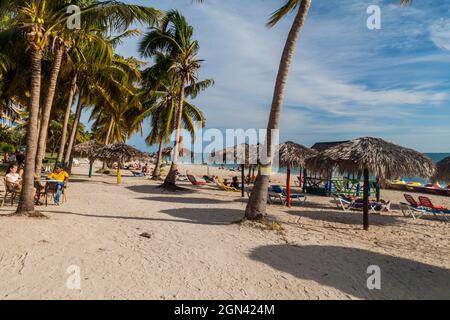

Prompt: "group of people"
[5,163,69,206]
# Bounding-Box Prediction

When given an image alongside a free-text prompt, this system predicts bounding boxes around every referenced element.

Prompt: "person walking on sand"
[47,165,69,205]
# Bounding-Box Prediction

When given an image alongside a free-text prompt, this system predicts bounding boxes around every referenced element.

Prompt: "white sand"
[0,163,449,300]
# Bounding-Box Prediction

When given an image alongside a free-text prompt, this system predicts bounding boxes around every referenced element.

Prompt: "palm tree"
[245,0,412,220]
[34,1,161,175]
[139,10,206,190]
[1,0,161,215]
[144,82,209,179]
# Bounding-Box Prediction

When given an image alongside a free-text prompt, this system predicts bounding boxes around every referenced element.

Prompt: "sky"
[82,0,450,153]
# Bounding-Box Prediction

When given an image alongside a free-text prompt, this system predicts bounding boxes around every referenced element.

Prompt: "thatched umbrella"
[74,140,103,178]
[434,156,450,183]
[276,141,317,207]
[209,143,259,197]
[93,143,149,184]
[305,137,435,230]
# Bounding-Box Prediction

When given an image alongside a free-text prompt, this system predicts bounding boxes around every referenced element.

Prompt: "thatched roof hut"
[311,141,349,152]
[277,141,317,168]
[434,156,450,182]
[208,143,259,165]
[93,143,149,164]
[305,137,435,180]
[305,137,435,231]
[74,140,104,161]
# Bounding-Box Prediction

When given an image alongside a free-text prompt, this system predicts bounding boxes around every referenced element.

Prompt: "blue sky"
[82,0,450,152]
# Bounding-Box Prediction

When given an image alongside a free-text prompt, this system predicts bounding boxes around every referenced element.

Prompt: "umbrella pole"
[89,160,93,178]
[363,169,370,231]
[117,160,122,185]
[286,165,291,208]
[299,166,303,188]
[241,164,245,197]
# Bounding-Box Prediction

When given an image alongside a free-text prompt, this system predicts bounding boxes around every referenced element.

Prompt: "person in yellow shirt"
[47,165,69,205]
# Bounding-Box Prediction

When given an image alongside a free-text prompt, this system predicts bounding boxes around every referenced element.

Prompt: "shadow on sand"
[50,207,244,226]
[249,244,450,299]
[160,208,244,225]
[138,196,229,205]
[126,184,198,195]
[288,209,402,226]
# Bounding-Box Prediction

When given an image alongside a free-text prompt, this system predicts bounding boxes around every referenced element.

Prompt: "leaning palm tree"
[139,10,205,190]
[245,0,412,220]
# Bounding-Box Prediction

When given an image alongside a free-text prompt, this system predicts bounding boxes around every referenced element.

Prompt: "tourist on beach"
[47,165,69,205]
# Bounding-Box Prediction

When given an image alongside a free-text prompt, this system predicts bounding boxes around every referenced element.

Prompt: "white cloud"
[430,19,450,52]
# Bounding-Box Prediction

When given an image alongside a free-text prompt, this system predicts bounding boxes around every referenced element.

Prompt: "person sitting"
[47,165,69,205]
[231,176,240,190]
[6,163,22,192]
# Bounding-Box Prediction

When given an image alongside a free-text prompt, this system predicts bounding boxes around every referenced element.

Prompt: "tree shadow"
[160,208,244,225]
[126,184,197,195]
[249,244,450,299]
[49,207,244,226]
[137,196,229,205]
[289,210,401,226]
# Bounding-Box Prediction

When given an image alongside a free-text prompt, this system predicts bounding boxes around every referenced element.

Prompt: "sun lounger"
[215,178,240,192]
[187,174,207,186]
[334,194,390,213]
[418,196,449,222]
[400,194,448,222]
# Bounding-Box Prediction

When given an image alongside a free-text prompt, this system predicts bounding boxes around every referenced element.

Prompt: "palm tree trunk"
[162,81,185,189]
[64,90,83,167]
[102,120,113,171]
[56,72,77,165]
[152,138,164,180]
[35,45,65,175]
[245,0,312,220]
[16,49,43,215]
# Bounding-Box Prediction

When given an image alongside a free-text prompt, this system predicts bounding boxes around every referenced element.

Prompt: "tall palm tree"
[139,10,205,190]
[0,0,161,215]
[245,0,411,220]
[144,82,209,179]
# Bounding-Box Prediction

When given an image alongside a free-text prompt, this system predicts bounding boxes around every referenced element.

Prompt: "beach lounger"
[187,174,207,186]
[282,189,307,204]
[400,195,448,221]
[418,196,449,222]
[131,171,145,177]
[215,178,240,192]
[334,195,356,211]
[334,194,390,213]
[404,194,420,207]
[268,185,287,205]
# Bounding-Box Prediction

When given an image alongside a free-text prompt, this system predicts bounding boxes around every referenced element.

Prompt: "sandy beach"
[0,162,448,300]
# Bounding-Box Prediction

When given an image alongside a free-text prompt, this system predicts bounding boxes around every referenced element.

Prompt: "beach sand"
[0,163,449,300]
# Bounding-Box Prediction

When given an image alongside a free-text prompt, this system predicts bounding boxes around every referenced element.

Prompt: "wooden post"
[286,164,291,208]
[241,164,245,197]
[117,160,122,185]
[299,166,303,188]
[88,160,93,178]
[363,169,370,231]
